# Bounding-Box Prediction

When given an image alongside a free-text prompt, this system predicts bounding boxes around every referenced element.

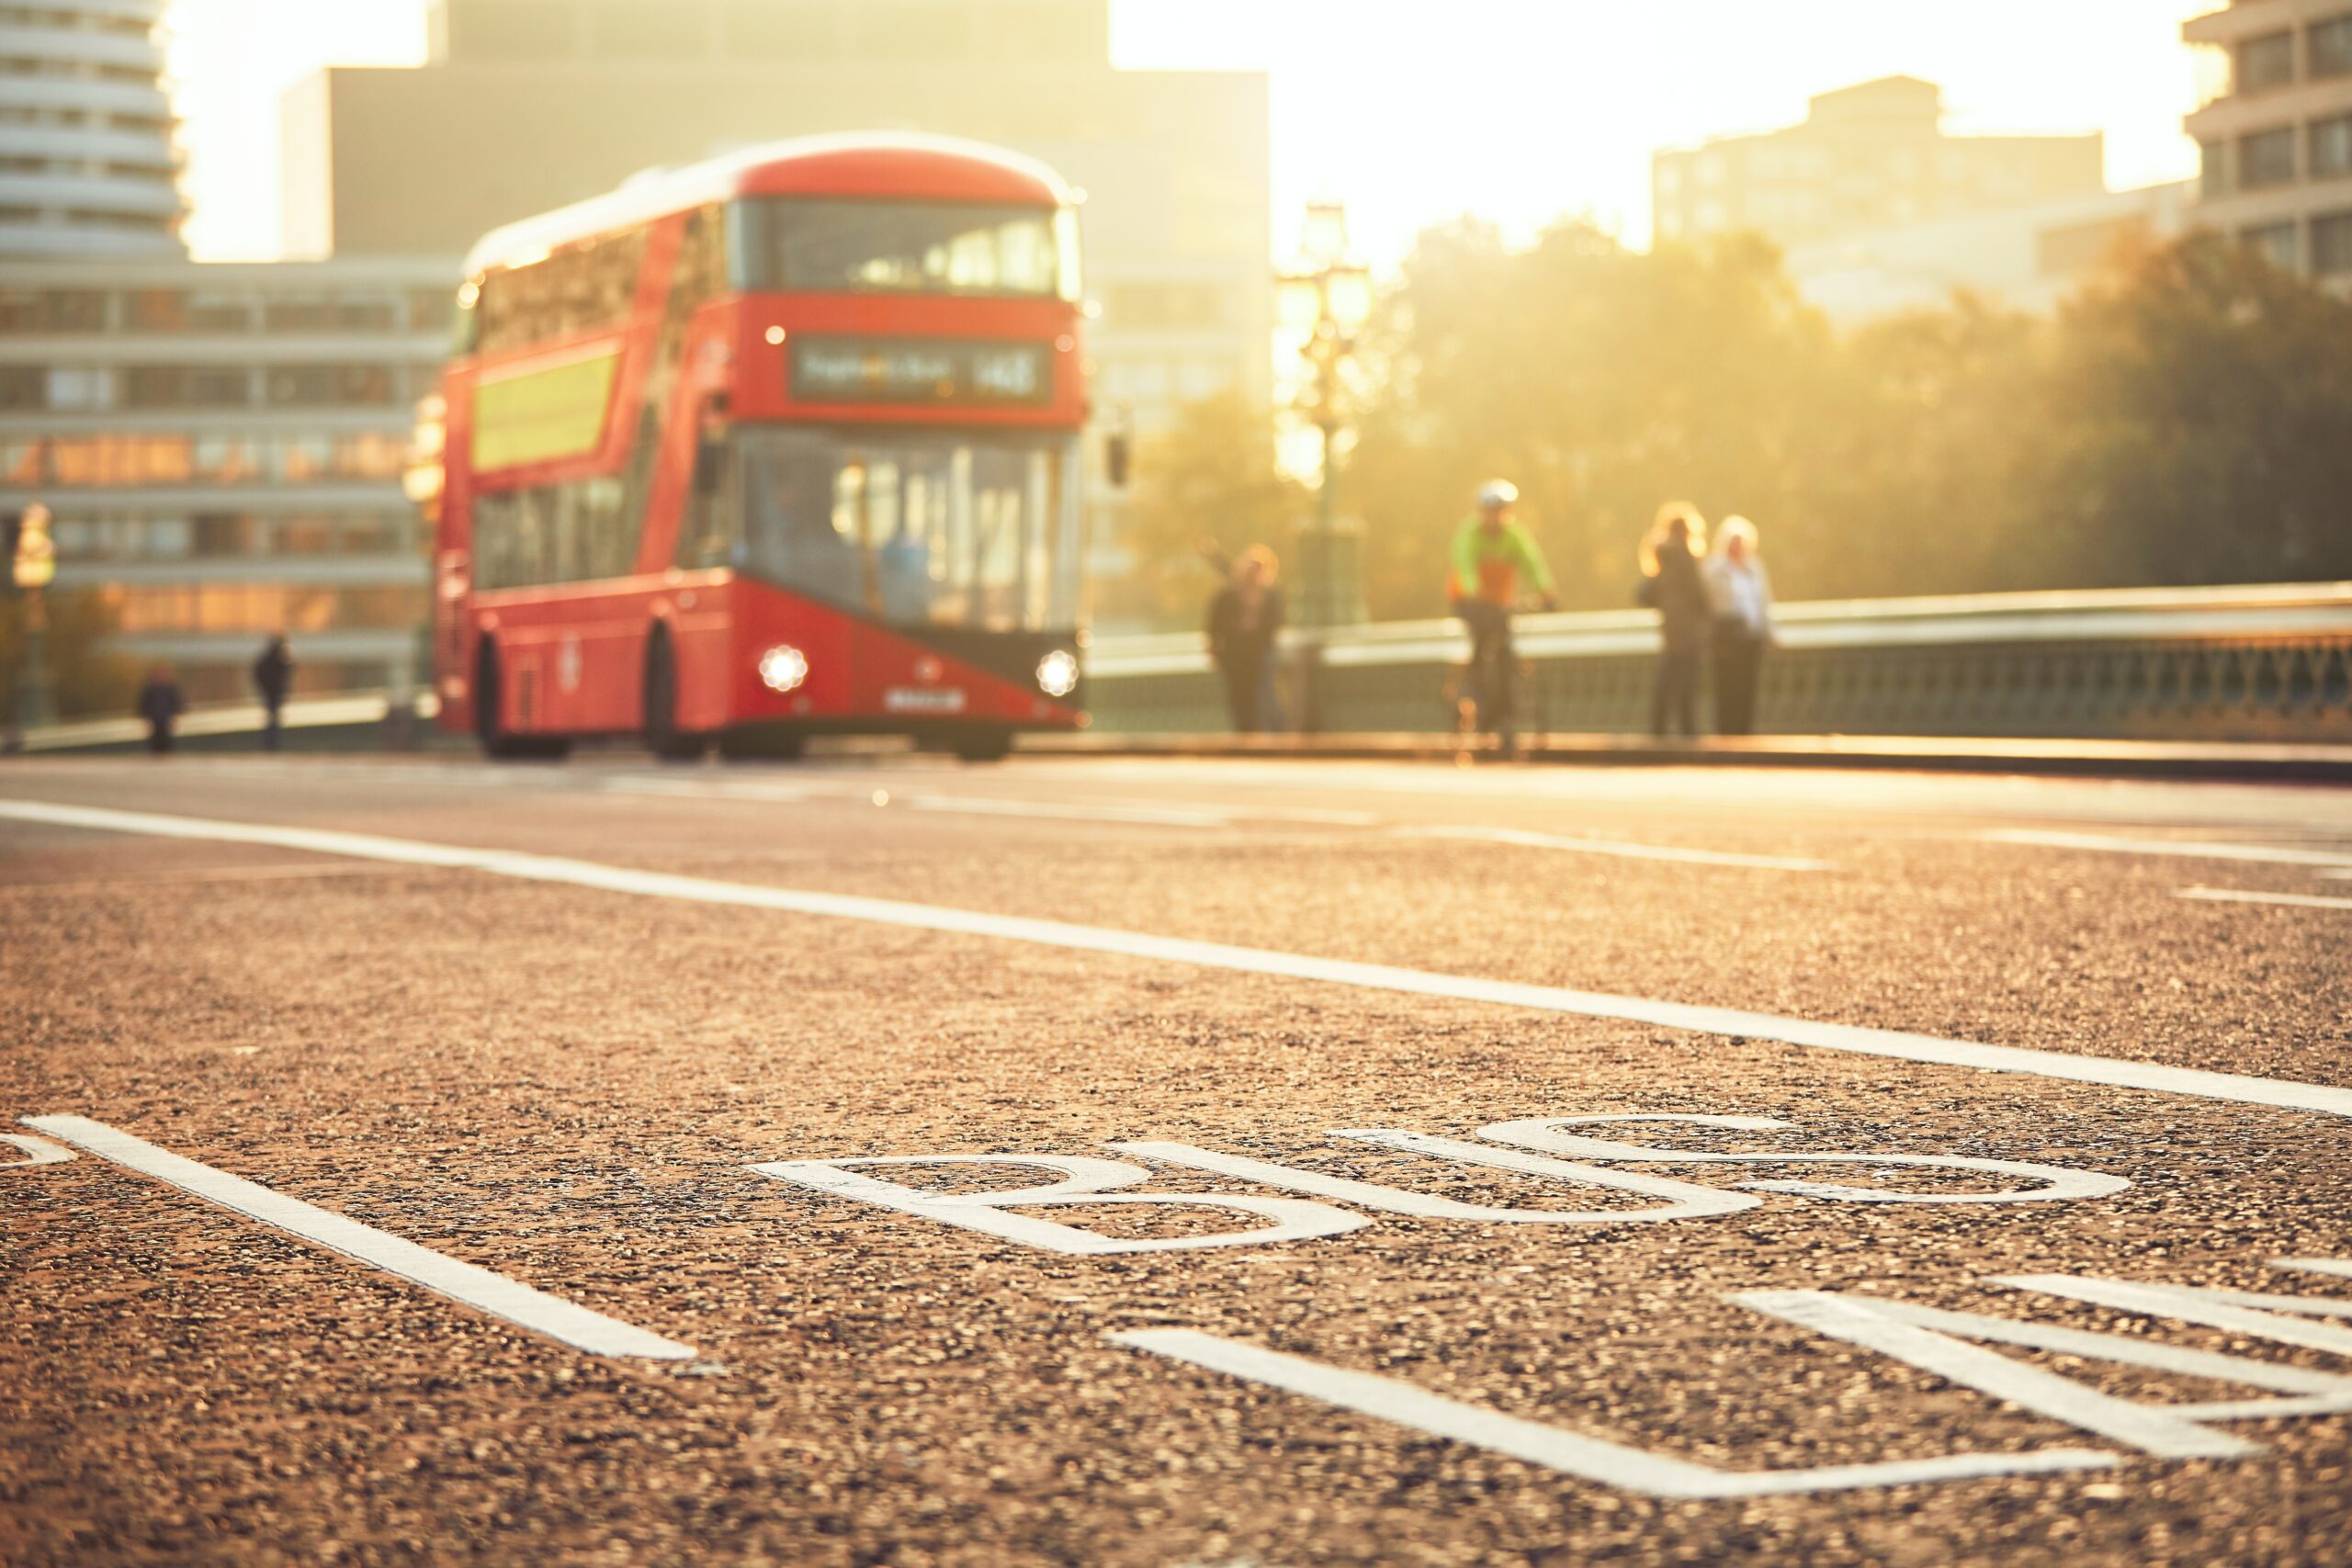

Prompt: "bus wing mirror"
[1104,431,1131,490]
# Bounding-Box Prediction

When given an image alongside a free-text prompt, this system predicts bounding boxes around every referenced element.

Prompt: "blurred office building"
[0,0,182,258]
[0,261,450,704]
[280,0,1274,433]
[1653,76,2107,250]
[2185,1,2352,287]
[1783,182,2195,325]
[0,3,447,708]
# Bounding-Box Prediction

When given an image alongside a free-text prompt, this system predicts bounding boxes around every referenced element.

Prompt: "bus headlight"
[1035,649,1079,698]
[758,644,808,693]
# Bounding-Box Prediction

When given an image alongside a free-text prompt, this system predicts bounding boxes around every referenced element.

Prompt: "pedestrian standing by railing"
[252,630,293,751]
[1703,516,1775,735]
[1637,504,1709,739]
[136,662,184,756]
[1205,545,1286,734]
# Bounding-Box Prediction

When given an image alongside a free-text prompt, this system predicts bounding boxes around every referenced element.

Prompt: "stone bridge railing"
[1082,583,2352,742]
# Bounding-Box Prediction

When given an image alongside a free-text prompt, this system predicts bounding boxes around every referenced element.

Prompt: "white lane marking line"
[2180,887,2352,912]
[902,795,1236,829]
[6,796,2352,1121]
[1112,1328,2115,1498]
[1396,824,1834,872]
[1985,829,2352,870]
[21,1115,695,1360]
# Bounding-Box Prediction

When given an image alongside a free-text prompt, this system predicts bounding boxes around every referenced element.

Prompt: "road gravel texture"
[3,756,2349,1566]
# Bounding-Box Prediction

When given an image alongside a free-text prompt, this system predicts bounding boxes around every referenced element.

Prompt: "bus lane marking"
[1120,1260,2352,1498]
[6,796,2352,1122]
[1984,828,2352,870]
[2,1133,73,1167]
[20,1115,695,1361]
[1393,824,1835,873]
[1112,1328,2116,1499]
[2179,886,2352,913]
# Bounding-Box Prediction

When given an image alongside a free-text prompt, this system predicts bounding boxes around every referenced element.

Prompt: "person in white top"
[1702,515,1774,735]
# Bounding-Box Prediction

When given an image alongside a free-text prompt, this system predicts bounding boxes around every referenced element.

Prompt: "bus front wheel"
[952,728,1013,763]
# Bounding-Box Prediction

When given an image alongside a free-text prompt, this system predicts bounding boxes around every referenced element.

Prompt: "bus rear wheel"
[641,630,705,762]
[475,641,569,761]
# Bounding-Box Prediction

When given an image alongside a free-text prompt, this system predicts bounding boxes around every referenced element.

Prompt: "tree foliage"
[0,589,136,723]
[1118,225,2352,626]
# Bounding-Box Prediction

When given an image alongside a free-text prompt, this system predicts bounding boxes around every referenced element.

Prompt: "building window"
[123,366,253,409]
[2314,115,2352,180]
[2240,127,2298,188]
[2243,220,2301,271]
[2312,16,2352,79]
[2315,211,2352,275]
[265,295,398,333]
[265,364,399,407]
[0,289,104,333]
[0,366,40,410]
[2200,139,2228,197]
[2239,30,2297,94]
[127,288,254,332]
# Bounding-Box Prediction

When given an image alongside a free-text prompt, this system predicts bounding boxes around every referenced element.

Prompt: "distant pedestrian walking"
[252,630,293,751]
[1637,504,1709,739]
[1704,516,1774,735]
[1206,546,1285,733]
[137,662,184,755]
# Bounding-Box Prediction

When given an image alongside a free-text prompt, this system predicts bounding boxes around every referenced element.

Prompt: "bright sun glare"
[168,0,2212,264]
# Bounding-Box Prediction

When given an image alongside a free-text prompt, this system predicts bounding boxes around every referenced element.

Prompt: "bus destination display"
[789,337,1052,408]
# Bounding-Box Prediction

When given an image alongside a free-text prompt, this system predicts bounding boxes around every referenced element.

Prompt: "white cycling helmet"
[1476,479,1519,509]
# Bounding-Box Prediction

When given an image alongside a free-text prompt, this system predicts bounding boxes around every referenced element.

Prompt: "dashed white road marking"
[22,1114,695,1360]
[7,796,2352,1120]
[2179,887,2352,912]
[1112,1327,2115,1498]
[1396,824,1834,872]
[902,795,1236,829]
[1985,828,2352,870]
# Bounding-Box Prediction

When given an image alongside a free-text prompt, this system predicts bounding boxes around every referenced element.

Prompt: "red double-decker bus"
[431,133,1091,761]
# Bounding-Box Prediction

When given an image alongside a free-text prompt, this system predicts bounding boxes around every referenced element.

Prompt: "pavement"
[2,752,2350,1566]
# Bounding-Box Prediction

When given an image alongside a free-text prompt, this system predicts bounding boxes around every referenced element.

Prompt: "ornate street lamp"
[1276,201,1374,728]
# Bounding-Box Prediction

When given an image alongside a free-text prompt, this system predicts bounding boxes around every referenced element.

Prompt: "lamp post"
[12,502,57,735]
[1276,200,1374,731]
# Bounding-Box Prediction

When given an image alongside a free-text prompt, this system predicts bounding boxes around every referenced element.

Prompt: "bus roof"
[462,132,1078,277]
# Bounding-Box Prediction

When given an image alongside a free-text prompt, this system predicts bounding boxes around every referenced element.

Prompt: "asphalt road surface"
[4,753,2351,1567]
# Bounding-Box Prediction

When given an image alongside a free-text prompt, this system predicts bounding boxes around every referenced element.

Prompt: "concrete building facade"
[279,0,1273,434]
[2184,0,2352,284]
[0,258,450,704]
[0,0,181,257]
[1783,182,2194,325]
[1653,76,2107,251]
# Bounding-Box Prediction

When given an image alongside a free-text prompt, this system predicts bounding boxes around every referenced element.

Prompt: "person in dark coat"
[252,630,293,751]
[1205,546,1285,734]
[1637,504,1709,739]
[137,662,184,755]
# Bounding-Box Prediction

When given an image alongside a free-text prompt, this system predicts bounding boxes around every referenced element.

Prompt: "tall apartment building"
[2185,1,2352,284]
[0,260,451,705]
[0,0,181,258]
[279,0,1272,433]
[1653,76,2106,250]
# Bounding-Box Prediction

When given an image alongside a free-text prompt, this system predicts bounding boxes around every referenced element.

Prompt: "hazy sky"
[167,0,2214,263]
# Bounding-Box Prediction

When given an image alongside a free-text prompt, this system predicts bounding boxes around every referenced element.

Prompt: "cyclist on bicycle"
[1448,479,1559,753]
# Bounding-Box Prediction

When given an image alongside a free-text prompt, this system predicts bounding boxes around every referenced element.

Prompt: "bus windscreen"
[695,427,1080,634]
[741,198,1078,301]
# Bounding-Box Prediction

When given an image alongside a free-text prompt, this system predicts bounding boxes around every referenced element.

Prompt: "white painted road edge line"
[21,1114,696,1360]
[2179,886,2352,912]
[7,797,2352,1120]
[1110,1328,2114,1498]
[1396,824,1835,873]
[1984,828,2352,870]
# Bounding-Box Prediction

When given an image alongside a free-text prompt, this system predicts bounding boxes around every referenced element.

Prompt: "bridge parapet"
[1084,582,2352,741]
